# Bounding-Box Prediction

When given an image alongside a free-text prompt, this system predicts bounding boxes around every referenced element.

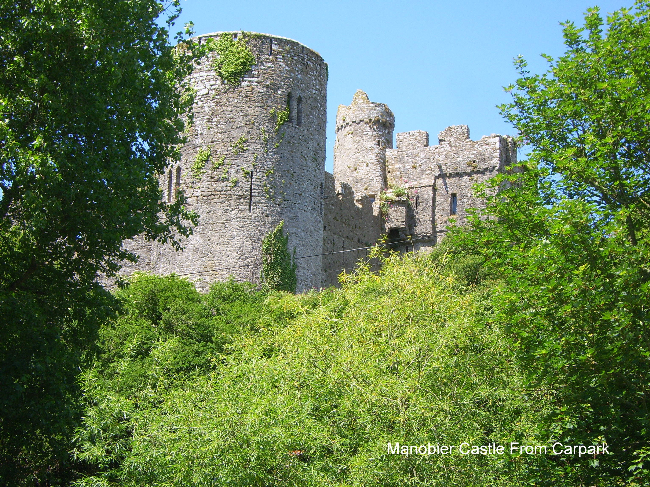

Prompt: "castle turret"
[333,90,394,197]
[124,32,327,291]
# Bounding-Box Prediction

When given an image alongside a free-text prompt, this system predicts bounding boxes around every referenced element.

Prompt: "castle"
[122,32,516,291]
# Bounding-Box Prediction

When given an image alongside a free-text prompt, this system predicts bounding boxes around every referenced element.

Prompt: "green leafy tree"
[261,221,297,293]
[0,0,199,483]
[502,1,650,245]
[450,2,650,483]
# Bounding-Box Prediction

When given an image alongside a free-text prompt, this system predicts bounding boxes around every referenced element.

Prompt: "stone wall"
[121,32,327,292]
[385,124,516,242]
[121,38,516,292]
[322,91,394,286]
[322,172,381,287]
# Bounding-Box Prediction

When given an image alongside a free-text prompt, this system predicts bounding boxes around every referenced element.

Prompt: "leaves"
[211,33,256,85]
[0,0,201,482]
[261,221,297,293]
[499,1,650,245]
[450,2,650,483]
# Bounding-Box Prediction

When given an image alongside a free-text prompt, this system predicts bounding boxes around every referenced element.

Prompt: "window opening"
[296,96,303,126]
[287,92,292,124]
[168,169,172,203]
[450,193,457,215]
[248,169,254,212]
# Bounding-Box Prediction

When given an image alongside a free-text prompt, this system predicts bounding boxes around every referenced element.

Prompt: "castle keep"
[122,32,516,291]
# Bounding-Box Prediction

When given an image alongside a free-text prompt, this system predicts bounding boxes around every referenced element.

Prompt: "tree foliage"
[0,0,199,483]
[501,1,650,245]
[261,220,297,293]
[449,2,650,483]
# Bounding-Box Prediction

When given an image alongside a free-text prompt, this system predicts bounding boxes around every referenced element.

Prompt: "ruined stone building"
[122,32,516,291]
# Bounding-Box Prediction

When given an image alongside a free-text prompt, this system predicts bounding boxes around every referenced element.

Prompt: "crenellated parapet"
[120,34,516,291]
[325,93,516,286]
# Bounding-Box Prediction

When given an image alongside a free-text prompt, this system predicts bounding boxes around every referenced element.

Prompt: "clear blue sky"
[168,0,634,172]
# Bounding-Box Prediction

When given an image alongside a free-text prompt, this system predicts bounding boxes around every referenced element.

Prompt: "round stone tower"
[143,32,327,291]
[333,90,395,197]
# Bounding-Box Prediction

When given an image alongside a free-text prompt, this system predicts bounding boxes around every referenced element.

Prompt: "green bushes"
[72,274,272,482]
[261,221,297,293]
[74,258,550,485]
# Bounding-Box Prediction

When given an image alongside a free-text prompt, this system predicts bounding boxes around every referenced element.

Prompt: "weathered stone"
[121,33,516,291]
[122,32,326,292]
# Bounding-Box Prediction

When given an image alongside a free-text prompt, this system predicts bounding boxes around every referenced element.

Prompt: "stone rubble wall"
[322,171,382,287]
[121,39,516,292]
[121,32,327,292]
[385,124,517,243]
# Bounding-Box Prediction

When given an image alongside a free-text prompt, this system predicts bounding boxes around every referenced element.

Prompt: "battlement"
[336,90,395,133]
[122,33,515,291]
[438,125,471,144]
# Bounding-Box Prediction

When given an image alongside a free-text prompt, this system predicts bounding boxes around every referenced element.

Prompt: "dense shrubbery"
[72,257,554,485]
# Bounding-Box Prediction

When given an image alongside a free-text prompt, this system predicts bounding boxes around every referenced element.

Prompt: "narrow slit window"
[287,92,292,124]
[450,193,457,215]
[296,96,302,126]
[248,169,253,212]
[175,166,182,198]
[269,39,273,56]
[168,169,173,203]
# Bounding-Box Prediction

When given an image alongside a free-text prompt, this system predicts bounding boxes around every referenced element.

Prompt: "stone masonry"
[322,90,517,286]
[121,32,327,292]
[122,33,516,291]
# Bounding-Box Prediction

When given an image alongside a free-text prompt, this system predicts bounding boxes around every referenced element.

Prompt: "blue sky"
[169,0,634,172]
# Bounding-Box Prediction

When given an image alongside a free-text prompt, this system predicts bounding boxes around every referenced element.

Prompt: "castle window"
[287,92,292,124]
[450,193,457,215]
[296,96,303,126]
[248,168,254,212]
[269,38,273,56]
[175,166,181,198]
[167,169,172,203]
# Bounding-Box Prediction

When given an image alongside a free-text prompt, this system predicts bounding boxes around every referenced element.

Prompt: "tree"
[261,221,297,293]
[0,0,198,483]
[501,1,650,246]
[450,2,650,484]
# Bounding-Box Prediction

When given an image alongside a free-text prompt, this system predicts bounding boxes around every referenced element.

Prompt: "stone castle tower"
[322,90,517,285]
[122,33,516,290]
[334,90,394,197]
[122,33,327,291]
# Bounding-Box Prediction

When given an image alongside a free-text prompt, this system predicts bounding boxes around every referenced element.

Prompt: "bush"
[74,257,551,485]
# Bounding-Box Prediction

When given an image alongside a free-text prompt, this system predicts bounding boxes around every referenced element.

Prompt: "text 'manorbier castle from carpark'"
[122,32,517,291]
